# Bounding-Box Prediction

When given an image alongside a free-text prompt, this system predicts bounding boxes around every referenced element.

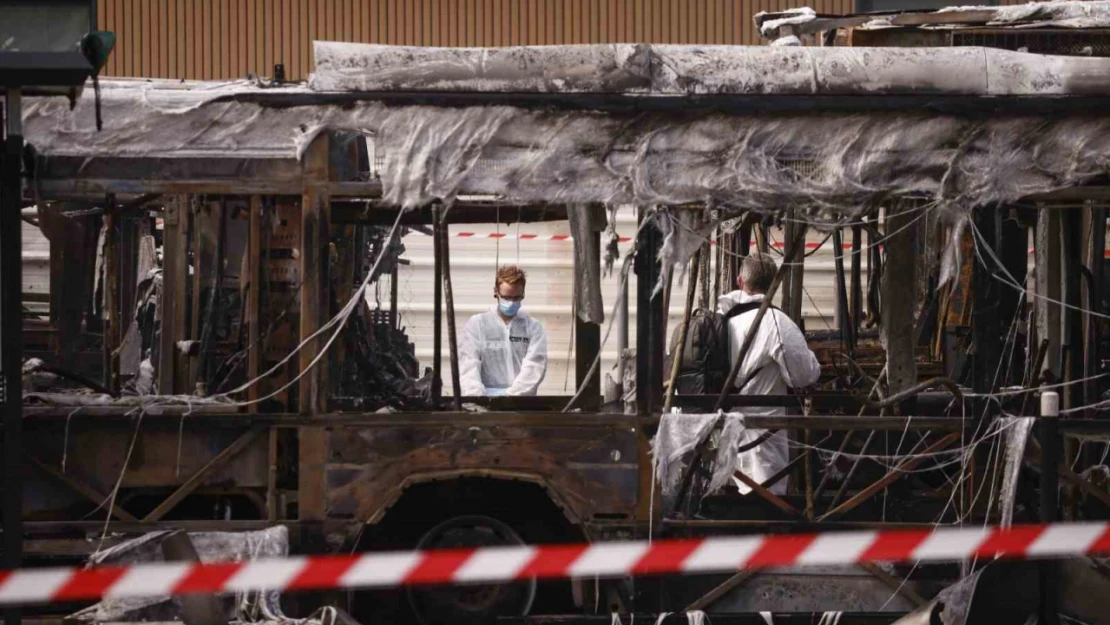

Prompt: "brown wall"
[97,0,856,80]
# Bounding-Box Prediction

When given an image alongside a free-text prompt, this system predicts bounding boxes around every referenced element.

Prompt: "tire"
[406,515,537,625]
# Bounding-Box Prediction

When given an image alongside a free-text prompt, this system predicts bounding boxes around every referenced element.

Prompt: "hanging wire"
[971,220,1110,321]
[664,203,938,268]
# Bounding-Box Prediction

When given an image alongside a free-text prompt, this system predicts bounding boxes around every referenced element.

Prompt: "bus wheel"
[407,515,537,625]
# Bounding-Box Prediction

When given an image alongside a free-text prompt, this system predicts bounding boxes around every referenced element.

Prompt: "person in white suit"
[459,265,548,397]
[717,253,821,495]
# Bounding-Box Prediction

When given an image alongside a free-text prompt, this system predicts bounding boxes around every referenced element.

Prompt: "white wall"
[385,207,842,396]
[22,221,50,315]
[22,208,847,396]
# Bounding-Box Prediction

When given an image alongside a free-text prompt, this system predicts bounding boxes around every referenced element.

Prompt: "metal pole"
[663,250,701,413]
[1064,210,1085,412]
[739,217,752,257]
[1062,209,1084,521]
[697,241,711,310]
[781,217,795,315]
[2,87,25,625]
[1085,204,1105,418]
[574,229,602,411]
[635,208,664,415]
[101,204,116,391]
[712,226,722,304]
[432,205,443,400]
[438,208,463,411]
[850,224,863,340]
[616,266,629,399]
[390,264,399,331]
[833,227,855,359]
[1040,391,1060,625]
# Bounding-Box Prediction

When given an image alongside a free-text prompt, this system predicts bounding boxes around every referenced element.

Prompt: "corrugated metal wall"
[97,0,855,80]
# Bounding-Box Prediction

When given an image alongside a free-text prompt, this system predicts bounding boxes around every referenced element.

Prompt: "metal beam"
[187,89,1110,114]
[298,133,331,523]
[1063,209,1085,412]
[432,205,444,401]
[635,209,665,415]
[732,470,806,521]
[247,197,264,404]
[160,197,188,394]
[818,432,963,522]
[1035,208,1063,382]
[1085,204,1106,419]
[575,229,603,412]
[684,570,759,611]
[833,228,855,359]
[2,89,24,625]
[24,453,138,522]
[883,203,919,398]
[33,178,306,198]
[859,562,926,608]
[438,207,463,411]
[663,250,700,413]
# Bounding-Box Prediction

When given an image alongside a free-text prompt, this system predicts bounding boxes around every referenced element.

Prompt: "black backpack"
[666,301,767,395]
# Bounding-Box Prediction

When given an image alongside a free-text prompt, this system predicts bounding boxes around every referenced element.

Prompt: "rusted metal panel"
[23,421,269,497]
[21,413,640,532]
[323,421,641,525]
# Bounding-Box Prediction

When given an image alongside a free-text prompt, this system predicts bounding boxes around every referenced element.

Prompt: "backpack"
[666,300,768,395]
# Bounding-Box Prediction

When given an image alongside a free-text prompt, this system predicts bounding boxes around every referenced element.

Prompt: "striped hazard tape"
[410,232,842,248]
[1,522,1109,606]
[412,231,632,243]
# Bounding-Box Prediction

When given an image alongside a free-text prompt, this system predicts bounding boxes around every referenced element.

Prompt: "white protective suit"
[459,306,548,396]
[717,290,822,495]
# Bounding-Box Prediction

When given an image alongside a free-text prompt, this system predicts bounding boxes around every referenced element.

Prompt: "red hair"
[495,265,527,289]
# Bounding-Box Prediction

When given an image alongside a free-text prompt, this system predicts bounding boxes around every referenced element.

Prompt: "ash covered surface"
[311,42,651,93]
[939,0,1110,29]
[23,84,1110,222]
[757,1,1110,37]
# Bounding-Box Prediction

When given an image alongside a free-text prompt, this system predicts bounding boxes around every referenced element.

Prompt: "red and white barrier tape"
[1,522,1109,606]
[410,232,841,249]
[412,231,633,243]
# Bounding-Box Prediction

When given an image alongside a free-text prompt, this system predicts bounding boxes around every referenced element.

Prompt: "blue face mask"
[498,299,522,317]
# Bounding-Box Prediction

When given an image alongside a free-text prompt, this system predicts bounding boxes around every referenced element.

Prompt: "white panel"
[21,222,51,315]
